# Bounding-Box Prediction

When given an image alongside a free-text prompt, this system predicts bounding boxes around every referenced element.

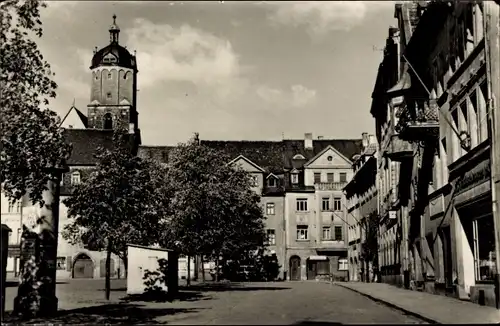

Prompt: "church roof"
[90,15,137,71]
[60,105,88,128]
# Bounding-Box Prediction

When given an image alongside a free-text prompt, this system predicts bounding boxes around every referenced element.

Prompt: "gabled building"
[345,133,378,282]
[139,134,362,281]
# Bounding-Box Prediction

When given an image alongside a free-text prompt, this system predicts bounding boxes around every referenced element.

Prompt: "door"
[289,256,301,281]
[441,226,453,288]
[73,254,94,278]
[307,260,317,280]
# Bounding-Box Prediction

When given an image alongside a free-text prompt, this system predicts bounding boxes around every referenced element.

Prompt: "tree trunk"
[215,255,220,282]
[201,255,206,282]
[105,239,112,300]
[186,255,191,287]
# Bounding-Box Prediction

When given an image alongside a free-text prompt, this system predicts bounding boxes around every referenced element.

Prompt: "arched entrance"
[100,258,115,278]
[73,253,94,279]
[103,113,113,130]
[289,256,301,281]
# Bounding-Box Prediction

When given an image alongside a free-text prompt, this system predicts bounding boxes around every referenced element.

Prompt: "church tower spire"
[109,14,120,44]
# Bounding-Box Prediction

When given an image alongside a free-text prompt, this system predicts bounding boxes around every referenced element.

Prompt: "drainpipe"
[484,0,500,310]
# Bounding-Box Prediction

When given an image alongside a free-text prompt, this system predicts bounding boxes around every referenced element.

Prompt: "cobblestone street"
[4,280,426,324]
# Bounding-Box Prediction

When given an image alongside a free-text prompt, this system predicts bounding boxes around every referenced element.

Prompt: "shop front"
[449,142,496,307]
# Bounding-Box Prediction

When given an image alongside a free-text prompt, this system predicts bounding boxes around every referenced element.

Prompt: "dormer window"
[268,177,276,187]
[71,171,81,185]
[291,172,299,184]
[293,154,306,160]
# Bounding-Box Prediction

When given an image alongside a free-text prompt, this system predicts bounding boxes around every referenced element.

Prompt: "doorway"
[73,253,94,278]
[306,259,317,280]
[289,256,301,281]
[440,226,453,287]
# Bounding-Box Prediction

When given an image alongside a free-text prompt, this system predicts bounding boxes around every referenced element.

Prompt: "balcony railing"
[385,134,413,162]
[314,182,347,191]
[396,100,440,141]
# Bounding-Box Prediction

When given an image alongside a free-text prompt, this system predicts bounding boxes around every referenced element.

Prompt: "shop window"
[475,215,496,282]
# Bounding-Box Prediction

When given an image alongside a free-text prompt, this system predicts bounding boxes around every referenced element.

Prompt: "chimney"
[361,132,369,149]
[368,134,377,145]
[304,133,313,150]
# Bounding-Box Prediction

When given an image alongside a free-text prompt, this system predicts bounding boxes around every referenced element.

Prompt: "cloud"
[257,84,316,108]
[117,18,248,100]
[267,1,394,36]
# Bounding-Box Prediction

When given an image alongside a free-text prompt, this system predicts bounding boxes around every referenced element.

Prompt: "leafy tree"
[159,137,266,284]
[1,0,71,206]
[62,130,165,300]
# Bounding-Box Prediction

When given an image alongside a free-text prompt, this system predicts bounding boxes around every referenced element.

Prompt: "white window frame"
[296,198,308,212]
[314,172,321,184]
[322,197,330,211]
[296,226,308,240]
[322,226,331,240]
[334,198,342,211]
[71,171,81,185]
[266,203,275,215]
[339,172,347,183]
[267,229,276,245]
[338,259,348,271]
[291,173,298,184]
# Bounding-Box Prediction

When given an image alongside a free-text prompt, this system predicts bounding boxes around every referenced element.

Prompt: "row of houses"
[1,14,365,282]
[345,1,500,309]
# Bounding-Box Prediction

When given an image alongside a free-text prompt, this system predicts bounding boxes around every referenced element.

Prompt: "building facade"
[345,133,378,282]
[368,1,500,309]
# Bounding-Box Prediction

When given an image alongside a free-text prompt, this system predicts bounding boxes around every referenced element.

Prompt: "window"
[314,173,321,184]
[291,173,298,184]
[16,228,21,244]
[327,173,334,182]
[334,198,342,211]
[334,226,343,241]
[267,229,276,245]
[250,175,258,186]
[16,201,21,213]
[473,215,496,281]
[296,198,308,212]
[108,72,112,79]
[106,92,112,99]
[268,177,276,187]
[7,201,14,213]
[327,156,333,161]
[338,259,348,271]
[339,172,347,182]
[266,203,275,215]
[56,257,66,271]
[322,227,331,240]
[71,171,81,185]
[293,154,306,160]
[322,197,330,211]
[296,225,308,240]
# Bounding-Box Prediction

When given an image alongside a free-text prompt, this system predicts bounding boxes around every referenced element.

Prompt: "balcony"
[396,100,440,142]
[314,182,347,191]
[385,134,413,162]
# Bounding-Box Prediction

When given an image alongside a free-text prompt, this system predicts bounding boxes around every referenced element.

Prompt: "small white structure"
[126,244,173,295]
[178,256,196,280]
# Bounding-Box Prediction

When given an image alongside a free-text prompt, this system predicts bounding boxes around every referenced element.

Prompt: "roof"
[91,43,137,70]
[201,140,286,174]
[64,129,138,165]
[137,138,362,176]
[64,129,114,165]
[138,145,174,163]
[60,106,88,128]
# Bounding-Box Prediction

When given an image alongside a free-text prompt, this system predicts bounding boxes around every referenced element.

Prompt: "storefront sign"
[454,159,490,195]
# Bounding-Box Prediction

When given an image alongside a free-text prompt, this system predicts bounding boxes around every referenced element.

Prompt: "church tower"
[87,15,139,136]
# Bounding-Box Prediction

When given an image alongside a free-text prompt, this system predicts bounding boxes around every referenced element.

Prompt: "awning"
[308,255,328,261]
[387,67,411,98]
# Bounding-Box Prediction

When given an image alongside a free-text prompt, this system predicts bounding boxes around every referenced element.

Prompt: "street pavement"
[338,282,500,324]
[4,279,426,324]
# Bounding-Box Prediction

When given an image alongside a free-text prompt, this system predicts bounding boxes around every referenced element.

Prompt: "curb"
[335,283,440,324]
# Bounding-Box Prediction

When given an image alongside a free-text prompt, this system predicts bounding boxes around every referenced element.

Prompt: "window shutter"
[66,256,72,271]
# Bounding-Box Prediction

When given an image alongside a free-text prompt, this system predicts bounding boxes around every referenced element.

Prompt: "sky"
[40,1,397,146]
